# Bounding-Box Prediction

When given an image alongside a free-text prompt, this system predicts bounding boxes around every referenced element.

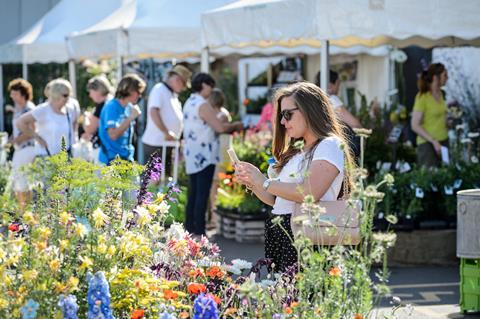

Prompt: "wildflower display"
[0,136,396,318]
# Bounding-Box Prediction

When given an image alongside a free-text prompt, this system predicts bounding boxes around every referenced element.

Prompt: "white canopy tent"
[66,0,236,78]
[0,0,128,131]
[201,0,480,89]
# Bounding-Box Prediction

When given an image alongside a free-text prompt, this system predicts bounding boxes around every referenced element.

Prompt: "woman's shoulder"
[313,136,344,158]
[318,136,342,149]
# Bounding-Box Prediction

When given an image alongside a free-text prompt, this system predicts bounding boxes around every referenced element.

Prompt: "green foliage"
[375,162,480,219]
[216,67,239,116]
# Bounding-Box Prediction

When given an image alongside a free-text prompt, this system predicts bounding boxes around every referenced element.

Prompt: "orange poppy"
[179,312,190,319]
[208,294,221,305]
[187,283,206,295]
[189,268,204,278]
[354,314,363,319]
[206,266,224,279]
[163,289,178,300]
[284,307,293,315]
[131,309,145,319]
[329,266,341,277]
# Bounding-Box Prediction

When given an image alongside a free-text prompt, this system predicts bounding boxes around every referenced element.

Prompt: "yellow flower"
[38,226,52,240]
[67,276,79,291]
[0,248,6,261]
[23,211,37,225]
[107,245,116,256]
[59,239,70,251]
[73,223,88,239]
[92,207,109,228]
[37,282,48,291]
[153,192,165,204]
[0,298,8,310]
[97,243,107,254]
[22,269,38,281]
[136,207,152,227]
[59,211,72,225]
[79,256,93,270]
[49,259,61,272]
[4,274,13,286]
[54,281,67,294]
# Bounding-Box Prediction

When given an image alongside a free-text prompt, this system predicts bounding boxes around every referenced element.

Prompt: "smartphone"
[227,148,240,165]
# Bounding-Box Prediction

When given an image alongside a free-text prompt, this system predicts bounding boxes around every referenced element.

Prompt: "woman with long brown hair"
[235,82,355,272]
[411,63,449,167]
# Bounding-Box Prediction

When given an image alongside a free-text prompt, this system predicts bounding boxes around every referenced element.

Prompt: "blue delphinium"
[58,294,79,319]
[193,294,219,319]
[86,271,116,319]
[20,299,39,319]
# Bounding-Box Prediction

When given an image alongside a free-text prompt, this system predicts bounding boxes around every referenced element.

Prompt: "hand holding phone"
[227,148,240,165]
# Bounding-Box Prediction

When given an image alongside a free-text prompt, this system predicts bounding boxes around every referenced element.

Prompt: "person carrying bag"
[235,82,357,273]
[290,145,360,246]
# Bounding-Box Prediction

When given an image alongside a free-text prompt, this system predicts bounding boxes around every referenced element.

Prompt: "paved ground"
[211,234,480,319]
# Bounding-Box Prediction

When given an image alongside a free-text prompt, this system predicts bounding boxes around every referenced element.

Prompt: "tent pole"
[201,48,209,73]
[320,40,330,91]
[22,45,28,80]
[68,60,77,98]
[0,64,4,131]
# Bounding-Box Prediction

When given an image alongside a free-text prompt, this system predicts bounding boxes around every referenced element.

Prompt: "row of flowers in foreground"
[0,149,396,318]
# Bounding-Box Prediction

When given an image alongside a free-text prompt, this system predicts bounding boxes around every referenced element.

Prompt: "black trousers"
[265,214,298,273]
[185,164,215,235]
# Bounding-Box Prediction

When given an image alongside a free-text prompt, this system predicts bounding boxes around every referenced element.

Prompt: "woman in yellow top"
[411,63,449,167]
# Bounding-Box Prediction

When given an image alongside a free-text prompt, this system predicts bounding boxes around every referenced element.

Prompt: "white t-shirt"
[31,103,78,156]
[329,94,343,110]
[142,82,183,146]
[271,136,345,215]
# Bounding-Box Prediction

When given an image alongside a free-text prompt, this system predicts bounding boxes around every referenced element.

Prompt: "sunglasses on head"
[280,107,299,121]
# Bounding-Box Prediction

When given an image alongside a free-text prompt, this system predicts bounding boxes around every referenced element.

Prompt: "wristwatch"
[262,178,276,191]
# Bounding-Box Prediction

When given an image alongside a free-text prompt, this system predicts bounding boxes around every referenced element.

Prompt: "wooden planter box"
[216,207,268,243]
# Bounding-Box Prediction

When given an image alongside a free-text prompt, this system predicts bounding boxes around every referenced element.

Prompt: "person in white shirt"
[7,78,36,209]
[235,82,355,272]
[142,64,192,176]
[17,79,79,158]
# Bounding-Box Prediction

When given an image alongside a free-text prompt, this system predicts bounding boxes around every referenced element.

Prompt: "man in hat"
[142,65,192,176]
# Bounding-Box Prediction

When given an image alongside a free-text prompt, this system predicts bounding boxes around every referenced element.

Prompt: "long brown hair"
[272,81,355,197]
[418,63,445,95]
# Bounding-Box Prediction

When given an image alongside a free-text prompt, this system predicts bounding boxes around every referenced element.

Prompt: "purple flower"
[58,294,79,319]
[193,294,219,319]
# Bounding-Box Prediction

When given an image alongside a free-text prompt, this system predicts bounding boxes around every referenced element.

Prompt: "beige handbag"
[290,142,361,246]
[291,200,361,246]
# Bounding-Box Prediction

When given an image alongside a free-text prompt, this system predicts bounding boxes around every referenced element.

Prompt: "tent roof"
[201,0,480,54]
[67,0,235,61]
[0,0,127,64]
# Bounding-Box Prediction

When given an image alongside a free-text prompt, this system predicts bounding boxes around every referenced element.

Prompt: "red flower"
[131,309,144,319]
[187,283,206,295]
[8,223,19,232]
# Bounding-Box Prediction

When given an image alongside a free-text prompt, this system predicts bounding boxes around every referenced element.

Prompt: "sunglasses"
[280,107,299,121]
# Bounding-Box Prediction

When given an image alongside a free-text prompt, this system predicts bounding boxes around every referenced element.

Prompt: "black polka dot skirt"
[265,214,297,273]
